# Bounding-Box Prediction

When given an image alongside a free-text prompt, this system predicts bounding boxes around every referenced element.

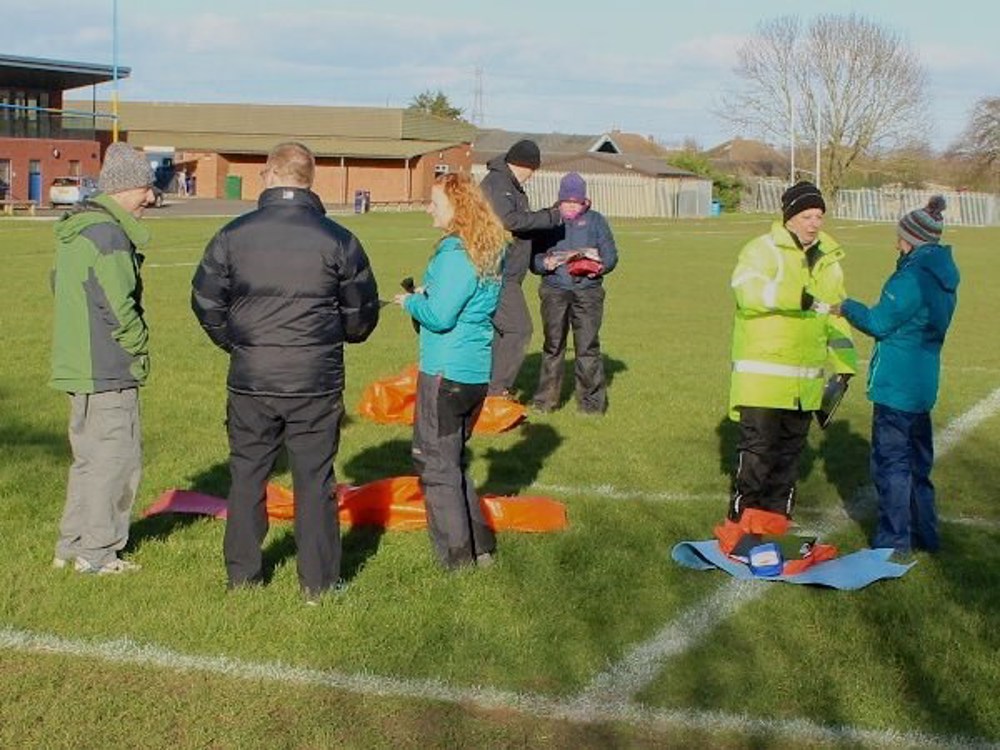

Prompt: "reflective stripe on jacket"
[729,221,857,418]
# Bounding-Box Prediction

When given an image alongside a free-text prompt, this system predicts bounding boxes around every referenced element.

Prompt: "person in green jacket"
[50,142,157,575]
[395,173,507,569]
[727,181,857,525]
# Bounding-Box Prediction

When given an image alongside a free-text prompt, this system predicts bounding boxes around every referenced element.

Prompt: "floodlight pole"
[789,97,795,184]
[112,0,119,142]
[815,97,821,191]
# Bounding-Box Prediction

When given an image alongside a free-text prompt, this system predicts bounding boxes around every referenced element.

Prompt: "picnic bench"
[0,200,37,216]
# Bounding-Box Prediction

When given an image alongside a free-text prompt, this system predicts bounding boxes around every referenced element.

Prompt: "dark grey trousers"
[225,392,344,594]
[533,284,606,413]
[413,372,496,568]
[488,280,532,395]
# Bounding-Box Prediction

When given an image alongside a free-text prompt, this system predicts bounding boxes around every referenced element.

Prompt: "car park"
[49,176,98,206]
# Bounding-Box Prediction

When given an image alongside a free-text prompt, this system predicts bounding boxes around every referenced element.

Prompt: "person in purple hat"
[529,172,618,414]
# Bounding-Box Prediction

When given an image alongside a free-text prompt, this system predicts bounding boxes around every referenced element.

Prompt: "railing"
[742,178,1000,226]
[471,166,713,219]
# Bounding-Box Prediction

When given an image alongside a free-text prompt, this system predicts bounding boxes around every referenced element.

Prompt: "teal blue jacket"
[841,243,959,413]
[404,236,502,384]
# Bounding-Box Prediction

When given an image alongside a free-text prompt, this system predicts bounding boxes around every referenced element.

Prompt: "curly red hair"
[434,173,507,278]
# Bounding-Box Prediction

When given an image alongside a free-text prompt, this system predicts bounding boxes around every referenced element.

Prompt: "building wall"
[174,143,472,204]
[0,136,102,202]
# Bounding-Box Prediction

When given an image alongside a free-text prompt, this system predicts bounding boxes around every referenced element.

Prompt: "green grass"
[1,212,998,748]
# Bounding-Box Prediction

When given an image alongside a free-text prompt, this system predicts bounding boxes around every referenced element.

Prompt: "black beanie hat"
[781,181,826,223]
[505,139,541,170]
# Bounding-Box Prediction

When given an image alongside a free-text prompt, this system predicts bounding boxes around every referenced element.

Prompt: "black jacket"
[191,187,380,396]
[479,156,560,283]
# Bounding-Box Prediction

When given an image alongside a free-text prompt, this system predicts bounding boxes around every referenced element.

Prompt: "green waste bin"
[224,175,243,200]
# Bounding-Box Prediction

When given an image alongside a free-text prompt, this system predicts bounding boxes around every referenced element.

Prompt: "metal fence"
[742,178,1000,226]
[471,166,713,219]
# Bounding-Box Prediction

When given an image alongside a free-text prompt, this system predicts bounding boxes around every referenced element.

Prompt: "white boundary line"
[578,385,1000,707]
[0,626,988,749]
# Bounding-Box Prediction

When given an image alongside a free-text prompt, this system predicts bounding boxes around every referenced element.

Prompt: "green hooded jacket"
[50,193,151,394]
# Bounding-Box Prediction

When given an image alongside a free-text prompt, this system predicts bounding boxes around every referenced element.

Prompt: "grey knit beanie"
[98,143,154,194]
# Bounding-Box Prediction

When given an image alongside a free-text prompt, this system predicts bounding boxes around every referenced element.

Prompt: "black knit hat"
[781,181,826,223]
[505,139,541,170]
[898,196,946,247]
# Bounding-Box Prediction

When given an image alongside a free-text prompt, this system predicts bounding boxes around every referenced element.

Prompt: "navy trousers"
[870,403,938,553]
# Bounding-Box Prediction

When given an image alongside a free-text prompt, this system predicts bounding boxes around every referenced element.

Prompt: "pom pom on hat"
[898,195,946,247]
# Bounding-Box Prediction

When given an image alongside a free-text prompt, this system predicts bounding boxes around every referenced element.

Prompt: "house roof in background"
[541,152,704,179]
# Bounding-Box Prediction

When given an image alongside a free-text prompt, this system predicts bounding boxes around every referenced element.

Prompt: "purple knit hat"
[558,172,587,202]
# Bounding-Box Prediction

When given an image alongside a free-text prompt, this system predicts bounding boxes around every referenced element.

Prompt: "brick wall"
[0,137,102,202]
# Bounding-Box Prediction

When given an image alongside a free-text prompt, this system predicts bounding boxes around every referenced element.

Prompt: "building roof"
[541,152,704,179]
[473,129,613,164]
[64,100,476,159]
[0,54,130,91]
[705,137,790,177]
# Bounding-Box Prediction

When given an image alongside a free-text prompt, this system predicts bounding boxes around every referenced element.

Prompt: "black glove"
[801,289,815,311]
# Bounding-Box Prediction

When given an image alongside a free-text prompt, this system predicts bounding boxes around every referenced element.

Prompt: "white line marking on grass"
[580,385,1000,706]
[145,261,199,268]
[527,483,724,503]
[578,579,766,706]
[935,386,1000,457]
[0,626,986,749]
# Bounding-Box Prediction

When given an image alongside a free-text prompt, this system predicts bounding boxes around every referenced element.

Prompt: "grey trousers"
[225,392,344,595]
[533,284,607,413]
[56,388,142,567]
[413,372,496,568]
[488,280,532,395]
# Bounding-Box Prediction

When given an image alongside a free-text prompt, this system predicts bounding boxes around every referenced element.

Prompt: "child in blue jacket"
[837,196,959,557]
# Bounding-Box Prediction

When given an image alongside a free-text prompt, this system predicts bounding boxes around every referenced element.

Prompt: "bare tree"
[721,14,927,198]
[948,97,1000,191]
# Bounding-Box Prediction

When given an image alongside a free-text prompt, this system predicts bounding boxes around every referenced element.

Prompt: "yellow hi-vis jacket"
[729,221,857,420]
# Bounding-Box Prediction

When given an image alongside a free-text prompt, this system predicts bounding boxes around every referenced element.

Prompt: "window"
[69,160,81,177]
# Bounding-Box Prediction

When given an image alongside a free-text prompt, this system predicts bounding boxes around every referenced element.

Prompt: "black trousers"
[413,372,496,568]
[729,406,812,520]
[488,280,532,395]
[225,391,344,594]
[532,283,606,413]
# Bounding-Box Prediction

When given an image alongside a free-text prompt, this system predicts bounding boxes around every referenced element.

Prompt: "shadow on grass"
[481,422,562,495]
[341,438,413,485]
[513,352,628,408]
[817,418,873,530]
[127,460,234,553]
[0,391,66,459]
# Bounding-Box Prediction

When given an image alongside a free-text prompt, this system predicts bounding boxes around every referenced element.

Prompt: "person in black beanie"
[479,139,561,398]
[716,181,857,554]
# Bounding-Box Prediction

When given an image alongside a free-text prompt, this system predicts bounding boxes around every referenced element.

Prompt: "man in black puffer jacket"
[192,142,379,602]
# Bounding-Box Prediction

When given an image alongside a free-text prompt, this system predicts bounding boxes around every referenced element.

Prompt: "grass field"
[1,210,998,749]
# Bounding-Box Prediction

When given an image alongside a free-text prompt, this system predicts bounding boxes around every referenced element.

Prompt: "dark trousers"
[533,284,606,413]
[870,403,937,553]
[488,280,532,395]
[413,372,496,568]
[225,391,344,594]
[729,406,812,520]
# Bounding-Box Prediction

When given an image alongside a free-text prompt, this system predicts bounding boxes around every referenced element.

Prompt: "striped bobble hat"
[898,195,946,247]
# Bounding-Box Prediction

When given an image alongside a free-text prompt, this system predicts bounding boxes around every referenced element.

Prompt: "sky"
[5,0,998,151]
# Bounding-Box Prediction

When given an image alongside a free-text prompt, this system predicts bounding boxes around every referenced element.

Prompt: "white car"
[50,176,99,206]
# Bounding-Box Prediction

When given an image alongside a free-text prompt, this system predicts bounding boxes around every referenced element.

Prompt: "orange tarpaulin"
[145,476,568,533]
[357,365,526,434]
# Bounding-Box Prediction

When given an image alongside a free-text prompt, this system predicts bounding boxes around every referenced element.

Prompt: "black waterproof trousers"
[729,406,812,520]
